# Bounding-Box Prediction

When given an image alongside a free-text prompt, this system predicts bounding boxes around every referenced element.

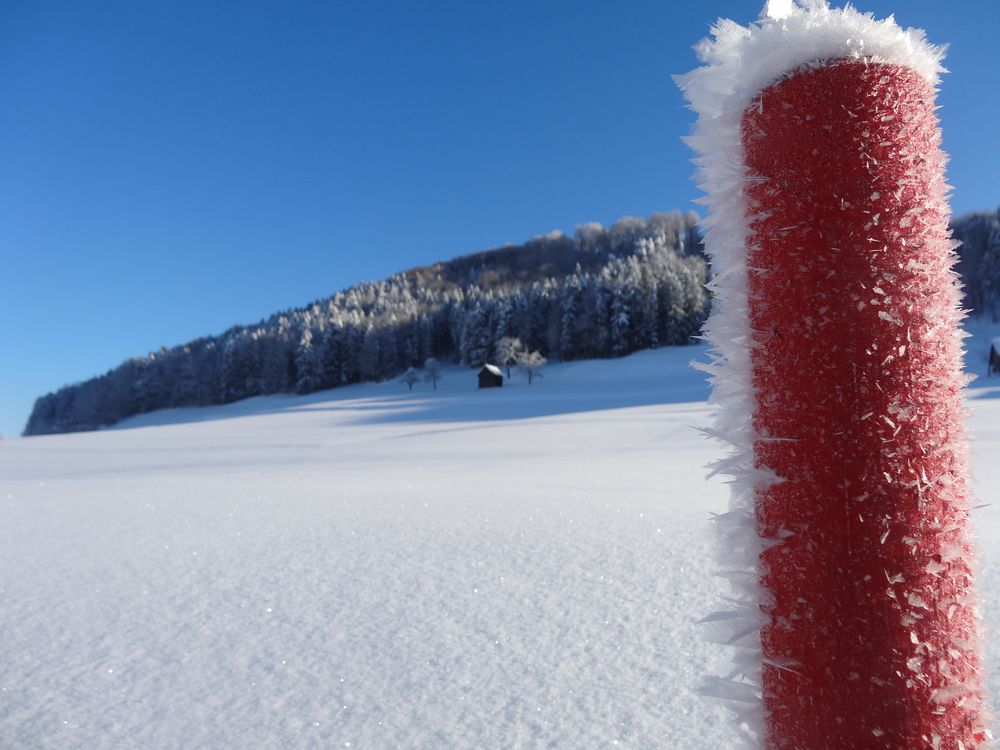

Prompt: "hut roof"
[481,364,503,377]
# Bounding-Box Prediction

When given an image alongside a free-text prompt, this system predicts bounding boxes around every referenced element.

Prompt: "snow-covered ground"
[2,330,1000,748]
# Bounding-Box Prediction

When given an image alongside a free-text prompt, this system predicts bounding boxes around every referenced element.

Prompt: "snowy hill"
[23,211,709,437]
[3,339,1000,748]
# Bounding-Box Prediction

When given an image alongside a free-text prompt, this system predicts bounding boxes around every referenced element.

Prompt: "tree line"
[26,207,1000,436]
[952,207,1000,320]
[25,212,709,435]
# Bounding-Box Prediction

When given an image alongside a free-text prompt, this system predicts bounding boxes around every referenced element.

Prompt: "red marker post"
[680,5,992,748]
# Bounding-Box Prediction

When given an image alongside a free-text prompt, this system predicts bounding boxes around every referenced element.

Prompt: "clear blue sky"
[2,1,997,437]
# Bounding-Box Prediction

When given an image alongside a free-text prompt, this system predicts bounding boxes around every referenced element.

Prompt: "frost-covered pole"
[678,3,992,748]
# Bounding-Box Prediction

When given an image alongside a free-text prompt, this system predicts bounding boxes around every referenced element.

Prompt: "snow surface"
[1,336,999,748]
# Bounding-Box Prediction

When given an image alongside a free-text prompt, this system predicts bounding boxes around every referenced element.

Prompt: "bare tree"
[495,336,525,378]
[400,367,420,391]
[423,357,442,390]
[517,350,546,385]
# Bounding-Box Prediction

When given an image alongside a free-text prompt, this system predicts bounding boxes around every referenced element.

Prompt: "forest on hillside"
[25,212,708,435]
[952,209,1000,319]
[24,207,1000,436]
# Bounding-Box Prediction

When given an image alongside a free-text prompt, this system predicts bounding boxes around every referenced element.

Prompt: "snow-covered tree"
[380,323,399,375]
[952,209,1000,311]
[643,280,660,349]
[495,336,525,378]
[424,357,442,390]
[559,272,582,359]
[219,334,258,403]
[255,324,295,395]
[610,292,631,357]
[400,367,420,391]
[295,330,323,394]
[494,298,514,342]
[359,326,381,381]
[460,305,492,365]
[979,217,1000,321]
[172,352,205,405]
[337,324,362,385]
[133,353,170,413]
[517,350,546,385]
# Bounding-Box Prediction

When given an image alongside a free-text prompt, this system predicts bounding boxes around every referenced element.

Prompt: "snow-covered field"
[3,331,1000,748]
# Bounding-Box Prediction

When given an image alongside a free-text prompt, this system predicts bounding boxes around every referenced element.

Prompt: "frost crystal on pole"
[677,3,992,747]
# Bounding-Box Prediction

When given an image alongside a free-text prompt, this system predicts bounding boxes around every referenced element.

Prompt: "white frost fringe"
[674,2,946,746]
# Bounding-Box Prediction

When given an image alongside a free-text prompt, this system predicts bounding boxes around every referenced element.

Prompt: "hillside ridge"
[25,211,708,436]
[24,206,1000,437]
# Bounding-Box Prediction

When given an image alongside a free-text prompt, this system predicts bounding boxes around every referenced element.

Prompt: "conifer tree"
[979,216,1000,321]
[295,330,323,394]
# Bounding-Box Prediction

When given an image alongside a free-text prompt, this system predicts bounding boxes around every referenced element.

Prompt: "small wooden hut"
[478,364,504,389]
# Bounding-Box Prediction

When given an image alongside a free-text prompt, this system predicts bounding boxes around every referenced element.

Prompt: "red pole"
[743,59,989,748]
